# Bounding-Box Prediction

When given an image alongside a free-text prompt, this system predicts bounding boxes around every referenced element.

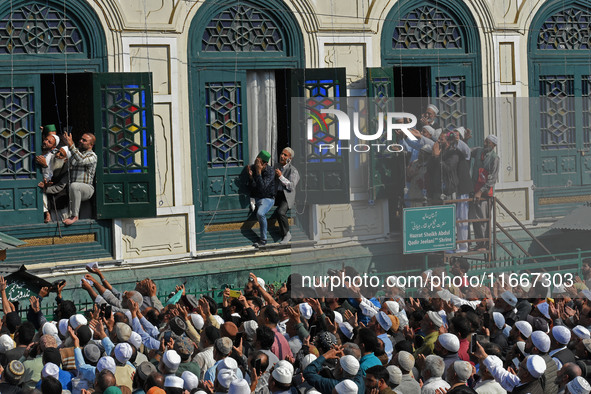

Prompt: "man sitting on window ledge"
[62,132,97,226]
[247,150,275,248]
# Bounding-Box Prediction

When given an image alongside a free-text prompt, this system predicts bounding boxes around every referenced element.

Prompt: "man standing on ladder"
[62,131,97,226]
[469,135,500,252]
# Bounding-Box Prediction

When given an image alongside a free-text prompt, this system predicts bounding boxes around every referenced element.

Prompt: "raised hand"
[29,296,41,313]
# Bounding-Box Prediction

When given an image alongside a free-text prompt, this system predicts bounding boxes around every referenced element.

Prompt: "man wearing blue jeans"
[248,150,276,247]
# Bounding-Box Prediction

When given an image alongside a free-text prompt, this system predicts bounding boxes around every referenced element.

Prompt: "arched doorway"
[187,0,305,243]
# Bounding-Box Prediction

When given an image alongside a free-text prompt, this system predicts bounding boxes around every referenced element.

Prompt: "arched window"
[529,1,591,216]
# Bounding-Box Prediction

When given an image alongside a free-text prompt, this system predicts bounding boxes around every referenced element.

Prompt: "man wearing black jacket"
[247,150,276,247]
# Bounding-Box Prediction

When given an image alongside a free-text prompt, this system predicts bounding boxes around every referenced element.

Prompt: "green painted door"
[198,70,249,211]
[533,64,591,187]
[0,74,42,224]
[431,64,474,133]
[93,72,157,219]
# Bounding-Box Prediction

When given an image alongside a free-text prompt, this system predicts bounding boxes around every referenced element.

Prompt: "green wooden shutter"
[0,74,42,224]
[367,67,395,202]
[93,72,156,219]
[288,68,349,204]
[197,69,249,212]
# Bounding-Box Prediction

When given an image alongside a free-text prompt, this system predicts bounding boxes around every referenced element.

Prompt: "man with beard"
[469,135,499,251]
[36,133,69,223]
[273,147,299,245]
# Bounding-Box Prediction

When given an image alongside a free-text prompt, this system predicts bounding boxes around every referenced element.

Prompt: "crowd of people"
[388,104,500,253]
[0,260,591,394]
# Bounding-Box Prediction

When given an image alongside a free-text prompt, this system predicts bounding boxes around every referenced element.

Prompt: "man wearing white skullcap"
[160,349,181,376]
[469,133,499,251]
[216,368,237,391]
[303,346,364,393]
[270,366,293,393]
[181,371,199,391]
[566,376,591,394]
[447,361,473,387]
[386,365,402,388]
[475,341,546,393]
[573,325,590,341]
[421,104,439,128]
[371,311,393,362]
[421,355,451,394]
[549,325,576,370]
[511,321,533,342]
[393,351,420,394]
[526,330,559,394]
[113,343,135,391]
[413,312,441,358]
[164,375,185,390]
[435,333,461,378]
[474,355,505,394]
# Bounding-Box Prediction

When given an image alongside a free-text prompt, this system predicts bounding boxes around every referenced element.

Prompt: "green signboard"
[403,205,456,254]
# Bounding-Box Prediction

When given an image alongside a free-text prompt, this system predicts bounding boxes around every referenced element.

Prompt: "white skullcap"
[50,134,60,146]
[256,277,266,289]
[164,375,184,389]
[128,331,142,349]
[486,135,498,145]
[432,129,443,141]
[340,355,360,375]
[41,362,60,379]
[42,322,58,336]
[427,311,444,328]
[438,333,460,353]
[526,355,546,378]
[360,300,378,318]
[376,311,392,332]
[454,127,466,138]
[552,325,571,345]
[190,313,204,330]
[531,331,551,353]
[384,301,399,315]
[423,126,436,135]
[453,361,472,382]
[243,320,258,340]
[387,365,402,385]
[427,104,439,115]
[69,314,88,329]
[162,350,181,371]
[271,366,292,384]
[97,356,116,374]
[217,368,238,389]
[501,291,518,307]
[335,379,358,394]
[299,303,313,320]
[573,325,591,340]
[537,302,551,320]
[276,360,295,375]
[515,321,533,338]
[339,322,354,340]
[114,343,133,363]
[493,312,505,330]
[398,351,415,371]
[0,334,15,352]
[228,379,251,394]
[301,354,317,371]
[567,376,591,394]
[487,355,504,370]
[181,371,199,391]
[220,357,238,372]
[58,319,69,337]
[333,311,343,325]
[213,315,225,326]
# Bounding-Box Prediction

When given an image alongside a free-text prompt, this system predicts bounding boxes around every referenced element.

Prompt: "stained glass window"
[202,5,283,52]
[205,82,244,168]
[101,85,149,174]
[0,87,35,179]
[436,76,467,132]
[539,75,576,150]
[538,7,591,50]
[392,5,463,50]
[0,3,83,54]
[305,80,342,163]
